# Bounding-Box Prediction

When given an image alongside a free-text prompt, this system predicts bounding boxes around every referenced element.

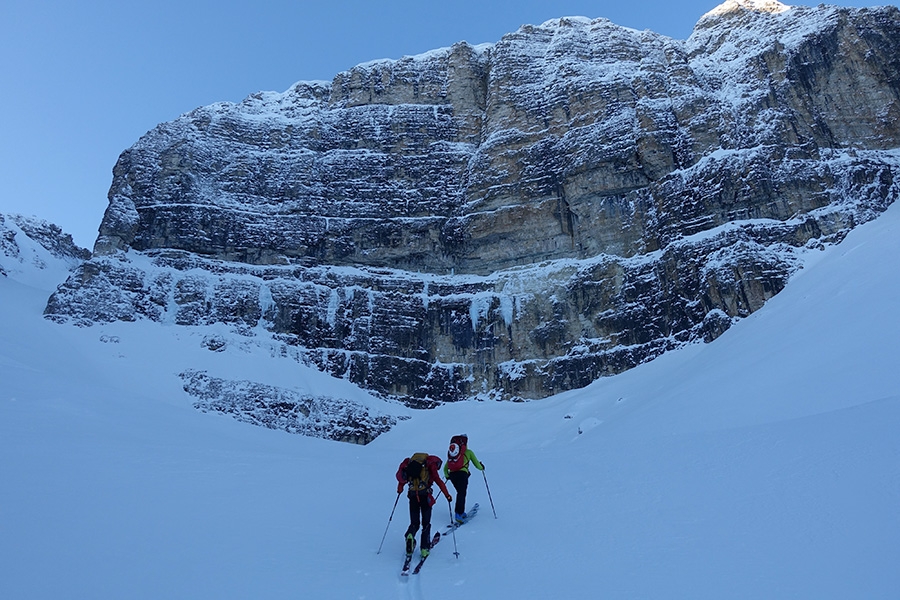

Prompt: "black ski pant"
[405,490,434,549]
[448,470,470,516]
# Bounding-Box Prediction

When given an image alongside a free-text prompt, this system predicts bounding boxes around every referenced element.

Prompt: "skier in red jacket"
[396,452,452,558]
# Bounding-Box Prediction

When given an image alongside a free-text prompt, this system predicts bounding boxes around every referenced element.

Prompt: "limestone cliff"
[48,1,900,406]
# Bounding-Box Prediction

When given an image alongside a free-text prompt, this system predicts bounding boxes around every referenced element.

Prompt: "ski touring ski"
[444,503,479,534]
[400,553,414,576]
[400,531,440,576]
[412,532,440,575]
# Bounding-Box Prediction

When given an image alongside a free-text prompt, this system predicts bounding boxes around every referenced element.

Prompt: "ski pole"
[376,491,402,554]
[448,498,460,558]
[482,470,497,519]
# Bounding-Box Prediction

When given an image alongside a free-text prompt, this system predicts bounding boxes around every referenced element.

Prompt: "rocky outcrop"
[180,370,402,444]
[1,214,90,265]
[1,213,90,286]
[47,1,900,405]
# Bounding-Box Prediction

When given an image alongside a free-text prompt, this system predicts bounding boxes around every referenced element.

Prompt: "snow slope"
[2,202,899,599]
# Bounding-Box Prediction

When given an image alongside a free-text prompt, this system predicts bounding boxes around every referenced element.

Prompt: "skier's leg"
[449,471,468,515]
[405,496,421,533]
[459,472,470,514]
[404,495,420,554]
[420,494,433,549]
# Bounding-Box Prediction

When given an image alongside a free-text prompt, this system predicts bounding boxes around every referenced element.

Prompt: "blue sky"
[0,0,867,248]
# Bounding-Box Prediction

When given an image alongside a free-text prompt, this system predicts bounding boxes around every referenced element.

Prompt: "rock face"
[47,1,900,405]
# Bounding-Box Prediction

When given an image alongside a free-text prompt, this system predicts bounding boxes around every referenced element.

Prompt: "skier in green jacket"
[443,434,484,523]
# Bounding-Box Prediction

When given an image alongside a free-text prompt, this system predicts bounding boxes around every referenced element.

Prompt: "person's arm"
[396,459,409,493]
[431,463,452,500]
[466,449,484,470]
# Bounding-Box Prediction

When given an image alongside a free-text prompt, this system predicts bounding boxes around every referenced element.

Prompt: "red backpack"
[446,434,468,472]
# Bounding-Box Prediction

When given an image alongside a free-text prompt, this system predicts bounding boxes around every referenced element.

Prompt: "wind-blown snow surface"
[2,205,899,599]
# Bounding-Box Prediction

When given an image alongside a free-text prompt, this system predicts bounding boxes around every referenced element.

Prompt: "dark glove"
[444,492,452,502]
[480,463,485,470]
[397,482,404,494]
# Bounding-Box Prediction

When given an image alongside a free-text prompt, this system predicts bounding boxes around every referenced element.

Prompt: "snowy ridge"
[0,213,89,290]
[701,0,792,20]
